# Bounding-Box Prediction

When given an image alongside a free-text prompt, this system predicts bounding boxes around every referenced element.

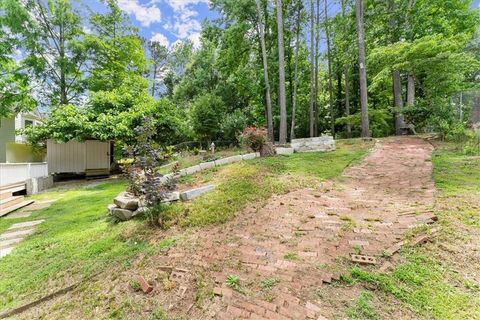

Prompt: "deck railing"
[0,163,49,187]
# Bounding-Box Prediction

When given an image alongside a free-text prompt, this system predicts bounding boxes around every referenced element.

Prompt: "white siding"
[47,140,110,174]
[47,140,86,174]
[0,118,16,163]
[0,163,48,187]
[86,140,110,170]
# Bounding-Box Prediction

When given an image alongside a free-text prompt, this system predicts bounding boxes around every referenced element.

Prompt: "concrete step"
[0,247,14,258]
[0,200,34,217]
[0,196,25,209]
[0,228,35,241]
[8,219,44,230]
[0,237,23,249]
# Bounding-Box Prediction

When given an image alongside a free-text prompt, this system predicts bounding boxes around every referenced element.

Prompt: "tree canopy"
[0,0,478,146]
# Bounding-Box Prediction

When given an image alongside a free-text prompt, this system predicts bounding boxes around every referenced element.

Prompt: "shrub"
[239,126,267,152]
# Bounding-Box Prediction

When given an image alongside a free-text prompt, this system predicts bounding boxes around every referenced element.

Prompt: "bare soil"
[20,137,438,319]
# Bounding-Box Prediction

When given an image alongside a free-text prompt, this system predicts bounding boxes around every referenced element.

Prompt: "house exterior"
[0,112,45,163]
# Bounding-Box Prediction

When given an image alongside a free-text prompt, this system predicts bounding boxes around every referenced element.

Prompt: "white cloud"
[151,32,170,47]
[187,32,201,48]
[163,0,208,41]
[118,0,161,27]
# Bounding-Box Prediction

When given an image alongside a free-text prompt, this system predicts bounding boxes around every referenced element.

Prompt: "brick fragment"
[138,276,153,294]
[410,234,430,246]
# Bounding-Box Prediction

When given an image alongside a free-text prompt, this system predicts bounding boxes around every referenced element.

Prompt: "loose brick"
[410,234,430,246]
[138,276,153,294]
[351,254,377,265]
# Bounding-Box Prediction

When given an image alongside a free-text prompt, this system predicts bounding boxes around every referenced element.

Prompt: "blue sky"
[85,0,215,48]
[90,0,480,50]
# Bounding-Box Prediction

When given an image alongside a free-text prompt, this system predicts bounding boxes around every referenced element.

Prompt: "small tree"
[121,116,176,227]
[191,93,226,144]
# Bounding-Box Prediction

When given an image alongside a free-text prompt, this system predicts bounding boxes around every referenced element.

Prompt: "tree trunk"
[393,70,405,135]
[309,0,315,137]
[355,0,370,138]
[59,21,67,105]
[255,0,274,142]
[345,67,351,137]
[151,63,157,97]
[340,0,351,138]
[276,0,287,144]
[313,0,320,137]
[290,0,301,141]
[324,0,335,137]
[407,74,415,106]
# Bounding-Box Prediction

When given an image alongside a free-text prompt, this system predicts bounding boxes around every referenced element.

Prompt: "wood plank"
[0,200,34,217]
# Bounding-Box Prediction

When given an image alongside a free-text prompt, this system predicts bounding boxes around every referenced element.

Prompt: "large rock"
[107,204,117,215]
[291,136,336,153]
[114,192,139,210]
[180,185,216,201]
[112,207,134,221]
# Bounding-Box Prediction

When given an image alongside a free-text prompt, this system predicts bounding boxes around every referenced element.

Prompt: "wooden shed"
[47,140,112,176]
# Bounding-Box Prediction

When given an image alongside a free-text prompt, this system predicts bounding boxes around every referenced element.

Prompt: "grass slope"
[166,140,372,227]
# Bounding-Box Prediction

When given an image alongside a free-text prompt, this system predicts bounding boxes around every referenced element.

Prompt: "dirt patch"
[18,137,437,319]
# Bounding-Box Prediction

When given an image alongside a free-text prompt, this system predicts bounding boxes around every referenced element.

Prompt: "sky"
[88,0,480,50]
[83,0,216,48]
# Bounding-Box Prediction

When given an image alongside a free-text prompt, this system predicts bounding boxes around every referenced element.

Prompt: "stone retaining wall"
[291,136,335,153]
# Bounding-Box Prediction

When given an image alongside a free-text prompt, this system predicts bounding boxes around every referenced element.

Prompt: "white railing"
[0,163,49,187]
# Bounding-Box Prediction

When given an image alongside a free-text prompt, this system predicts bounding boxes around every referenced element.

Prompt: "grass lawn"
[0,182,162,312]
[0,139,372,314]
[345,141,480,319]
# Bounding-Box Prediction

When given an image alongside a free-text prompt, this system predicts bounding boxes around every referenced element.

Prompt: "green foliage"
[226,275,241,291]
[190,93,227,142]
[336,109,393,137]
[220,109,249,142]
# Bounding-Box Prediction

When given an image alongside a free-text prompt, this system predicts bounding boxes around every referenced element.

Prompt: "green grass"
[166,140,372,227]
[347,141,480,319]
[0,182,160,311]
[346,291,379,320]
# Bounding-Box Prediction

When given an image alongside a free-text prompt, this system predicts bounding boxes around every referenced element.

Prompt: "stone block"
[113,192,139,210]
[199,161,216,170]
[112,207,134,221]
[162,192,180,203]
[26,176,54,195]
[214,158,229,166]
[242,153,257,160]
[107,203,117,215]
[276,147,294,155]
[180,185,216,201]
[184,165,201,175]
[291,136,336,153]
